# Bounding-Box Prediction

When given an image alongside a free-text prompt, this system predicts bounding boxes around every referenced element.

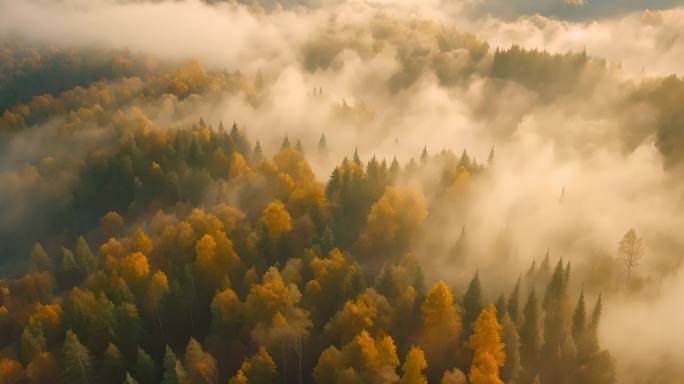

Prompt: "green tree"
[162,346,189,384]
[62,330,94,384]
[500,313,521,384]
[463,272,483,338]
[134,347,157,384]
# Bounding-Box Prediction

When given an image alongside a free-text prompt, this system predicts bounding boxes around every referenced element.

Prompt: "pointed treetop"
[488,146,495,165]
[281,133,290,149]
[295,138,303,152]
[218,120,225,132]
[421,146,428,162]
[590,293,602,330]
[318,133,327,152]
[353,147,361,165]
[253,140,263,162]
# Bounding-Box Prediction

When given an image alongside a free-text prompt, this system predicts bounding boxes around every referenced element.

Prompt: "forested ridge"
[0,26,679,383]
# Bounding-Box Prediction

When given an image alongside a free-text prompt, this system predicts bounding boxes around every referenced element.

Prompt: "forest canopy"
[2,0,684,383]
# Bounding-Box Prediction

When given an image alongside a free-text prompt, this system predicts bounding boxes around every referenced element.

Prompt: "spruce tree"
[62,330,94,384]
[463,272,483,339]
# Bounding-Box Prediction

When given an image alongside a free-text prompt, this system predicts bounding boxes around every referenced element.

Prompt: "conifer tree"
[134,348,157,384]
[62,330,94,384]
[123,372,138,384]
[281,134,290,149]
[519,289,541,378]
[183,338,216,384]
[507,278,521,323]
[162,346,189,384]
[318,133,327,153]
[20,317,46,364]
[463,272,483,338]
[501,313,521,384]
[253,140,263,163]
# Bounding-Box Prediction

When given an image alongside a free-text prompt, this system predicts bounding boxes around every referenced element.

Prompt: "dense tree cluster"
[0,41,620,383]
[0,121,614,383]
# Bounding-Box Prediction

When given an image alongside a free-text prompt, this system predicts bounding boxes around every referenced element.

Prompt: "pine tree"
[162,346,189,384]
[540,260,573,384]
[295,138,303,153]
[420,146,428,162]
[62,330,94,384]
[519,289,541,379]
[318,133,327,153]
[134,347,157,384]
[123,372,138,384]
[463,272,483,339]
[353,147,361,165]
[501,314,521,384]
[20,317,46,364]
[507,278,521,323]
[102,343,125,384]
[30,243,53,273]
[281,134,290,149]
[495,294,506,323]
[252,140,263,163]
[572,288,587,358]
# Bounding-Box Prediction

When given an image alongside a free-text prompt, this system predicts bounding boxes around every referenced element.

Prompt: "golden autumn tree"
[468,305,505,384]
[0,359,24,384]
[400,347,428,384]
[260,200,292,239]
[120,252,150,290]
[420,281,462,376]
[313,330,399,384]
[356,187,427,262]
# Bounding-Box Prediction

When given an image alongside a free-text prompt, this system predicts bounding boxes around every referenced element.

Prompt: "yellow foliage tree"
[420,281,462,373]
[468,305,505,384]
[356,187,427,259]
[260,200,292,240]
[120,252,150,286]
[400,347,428,384]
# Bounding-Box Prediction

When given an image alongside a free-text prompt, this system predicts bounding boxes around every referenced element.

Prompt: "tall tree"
[62,330,94,384]
[468,305,505,384]
[463,272,483,339]
[617,228,644,286]
[162,346,189,384]
[500,314,521,384]
[400,347,428,384]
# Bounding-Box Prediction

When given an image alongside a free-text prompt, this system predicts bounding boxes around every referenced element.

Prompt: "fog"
[2,0,684,381]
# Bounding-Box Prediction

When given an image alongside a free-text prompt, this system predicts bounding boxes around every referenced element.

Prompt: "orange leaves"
[0,359,23,384]
[314,330,400,384]
[468,305,505,384]
[121,252,150,285]
[32,304,62,330]
[400,347,428,384]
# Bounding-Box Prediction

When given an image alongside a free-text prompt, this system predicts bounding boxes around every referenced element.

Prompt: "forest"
[2,0,684,383]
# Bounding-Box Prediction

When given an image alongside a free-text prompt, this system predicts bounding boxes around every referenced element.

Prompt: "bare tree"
[617,228,644,286]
